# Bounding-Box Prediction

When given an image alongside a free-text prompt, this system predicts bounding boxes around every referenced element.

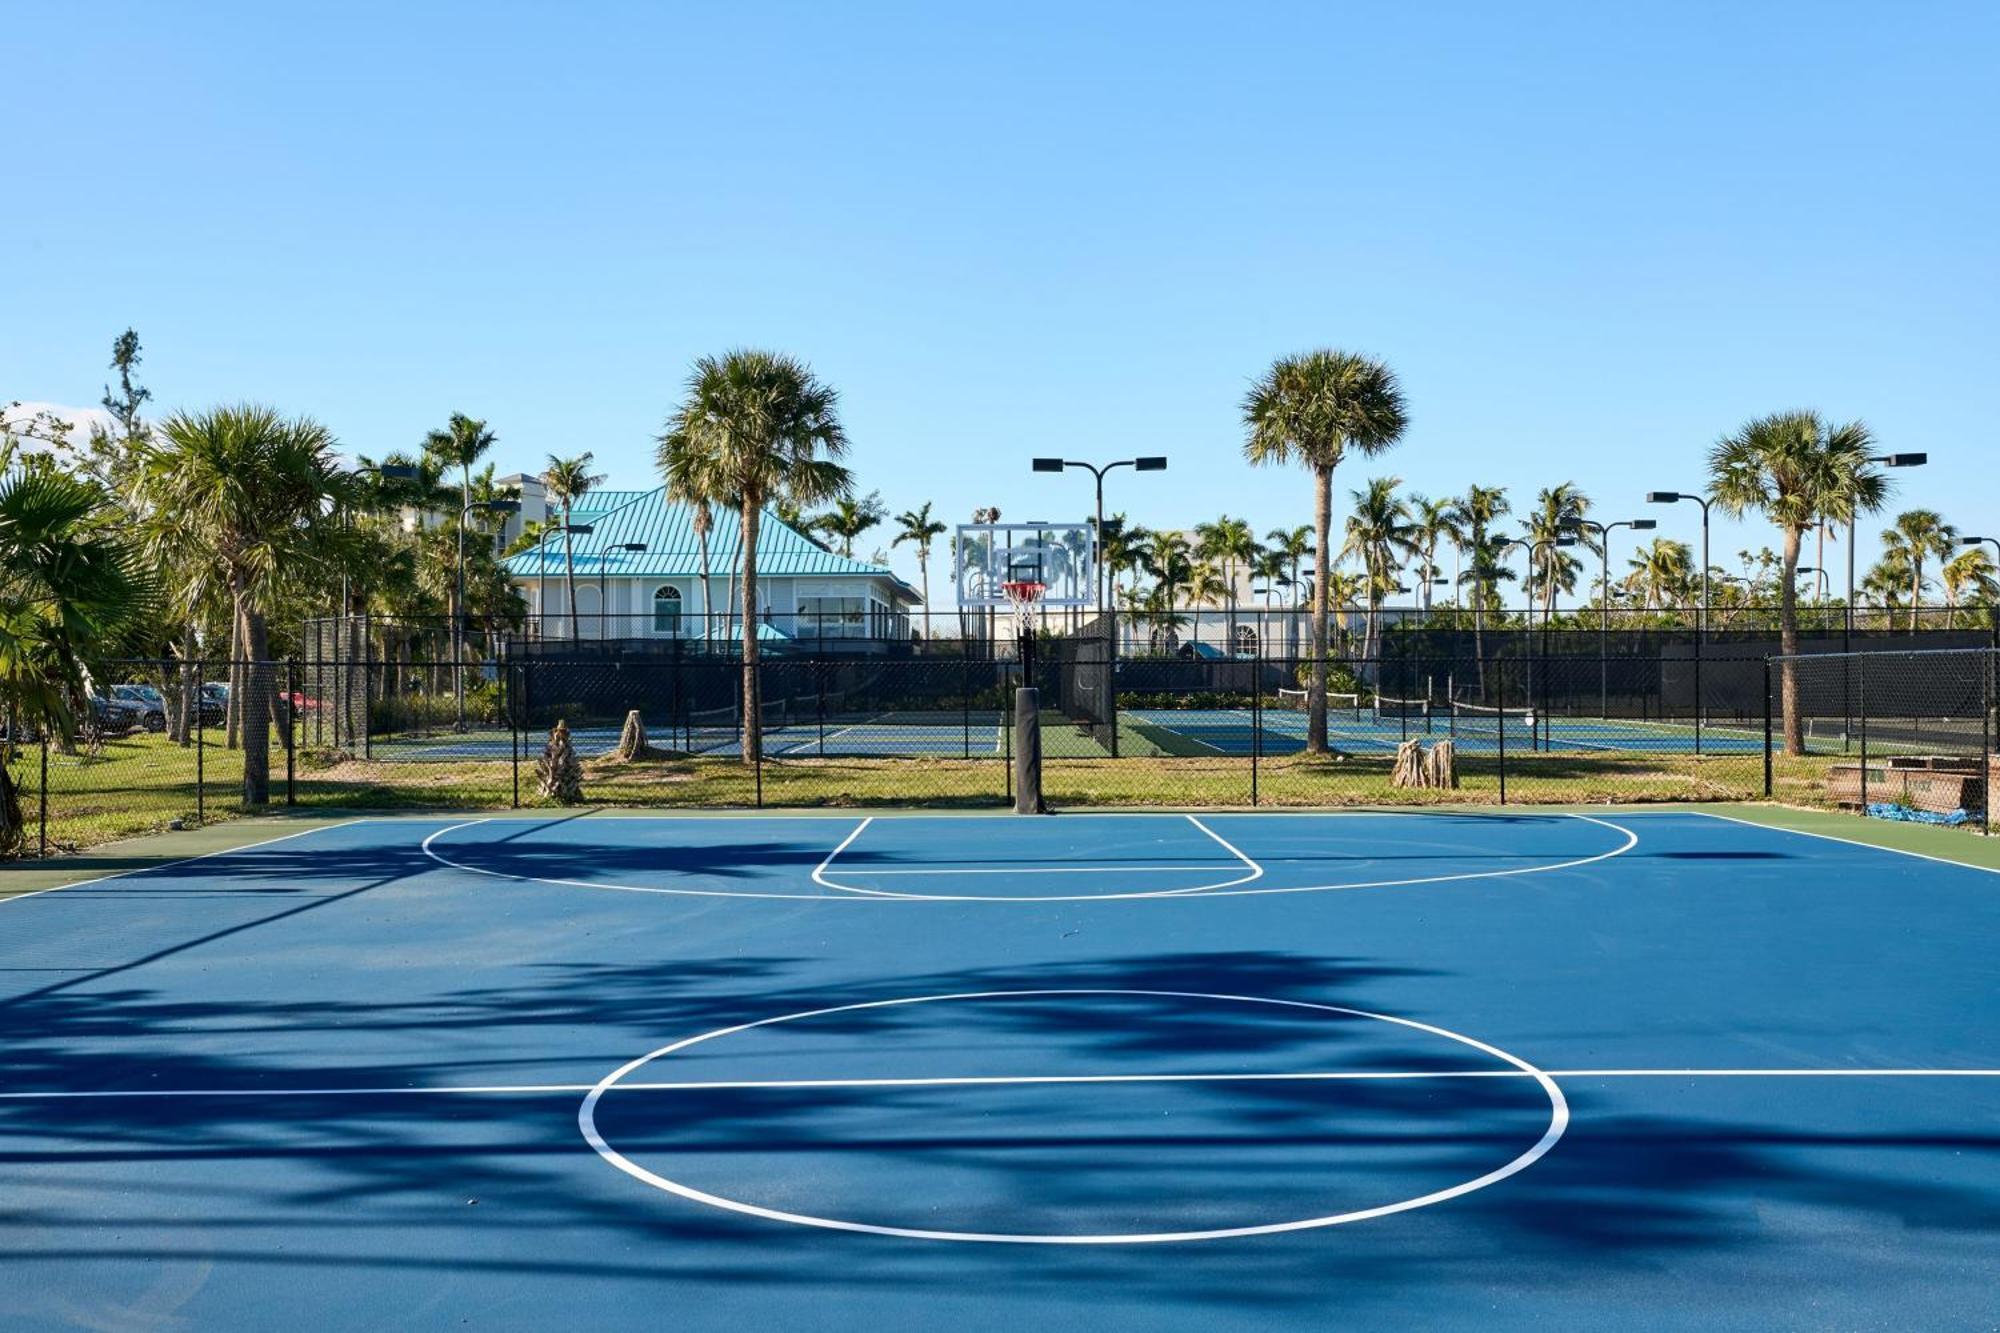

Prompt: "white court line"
[773,711,894,756]
[849,864,1242,876]
[420,811,1638,901]
[4,1066,1998,1101]
[0,820,365,906]
[811,812,1264,899]
[1693,809,2000,876]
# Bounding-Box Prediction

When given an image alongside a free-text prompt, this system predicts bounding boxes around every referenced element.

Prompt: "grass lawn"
[0,726,1892,860]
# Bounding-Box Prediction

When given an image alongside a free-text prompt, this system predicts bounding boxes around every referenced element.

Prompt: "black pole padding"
[1012,686,1046,814]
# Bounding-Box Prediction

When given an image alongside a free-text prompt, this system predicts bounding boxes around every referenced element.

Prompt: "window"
[652,585,682,635]
[799,596,868,638]
[1234,624,1259,657]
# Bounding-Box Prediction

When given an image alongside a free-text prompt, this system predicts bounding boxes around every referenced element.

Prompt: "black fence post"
[511,662,522,810]
[285,658,297,807]
[196,660,206,826]
[1496,656,1508,806]
[1858,654,1869,810]
[961,653,971,760]
[38,729,48,858]
[1250,641,1261,807]
[1983,647,1993,838]
[1762,657,1774,798]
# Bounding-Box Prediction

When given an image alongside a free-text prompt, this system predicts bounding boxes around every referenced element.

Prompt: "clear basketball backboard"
[955,522,1097,608]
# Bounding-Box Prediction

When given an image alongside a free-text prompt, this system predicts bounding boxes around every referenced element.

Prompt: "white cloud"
[2,400,119,453]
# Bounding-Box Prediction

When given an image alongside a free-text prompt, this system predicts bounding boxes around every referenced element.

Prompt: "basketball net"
[1001,580,1046,643]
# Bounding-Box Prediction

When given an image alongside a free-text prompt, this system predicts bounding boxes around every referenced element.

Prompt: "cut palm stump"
[537,719,584,803]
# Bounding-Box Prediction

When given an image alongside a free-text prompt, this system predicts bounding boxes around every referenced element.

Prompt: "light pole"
[599,542,648,639]
[1030,456,1167,615]
[454,497,521,730]
[1647,491,1718,750]
[532,523,594,639]
[1032,456,1167,758]
[1568,518,1656,718]
[1847,453,1927,649]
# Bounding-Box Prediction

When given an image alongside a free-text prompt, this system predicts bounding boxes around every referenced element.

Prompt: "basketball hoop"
[1001,579,1046,640]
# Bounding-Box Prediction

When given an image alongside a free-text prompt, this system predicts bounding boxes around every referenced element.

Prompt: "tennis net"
[1275,688,1363,718]
[1450,700,1536,744]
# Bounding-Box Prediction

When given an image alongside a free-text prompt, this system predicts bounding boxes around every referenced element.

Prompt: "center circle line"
[579,988,1569,1244]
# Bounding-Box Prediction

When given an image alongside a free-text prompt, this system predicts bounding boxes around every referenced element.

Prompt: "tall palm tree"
[1709,410,1887,754]
[891,502,948,628]
[1264,525,1312,604]
[1143,529,1193,646]
[1341,476,1413,666]
[1405,492,1459,614]
[1454,485,1510,687]
[542,452,605,641]
[1941,548,1997,627]
[1879,509,1956,631]
[657,351,851,763]
[813,491,886,558]
[1242,350,1408,753]
[1101,515,1152,603]
[1521,483,1591,618]
[139,405,352,804]
[1250,548,1290,606]
[1184,559,1230,649]
[1192,515,1256,650]
[658,434,727,641]
[423,413,498,516]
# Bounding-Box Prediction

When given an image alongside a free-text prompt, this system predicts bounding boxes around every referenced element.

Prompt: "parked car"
[111,684,168,732]
[87,694,140,735]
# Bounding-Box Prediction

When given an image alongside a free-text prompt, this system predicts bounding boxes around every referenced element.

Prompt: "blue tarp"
[1864,802,1971,826]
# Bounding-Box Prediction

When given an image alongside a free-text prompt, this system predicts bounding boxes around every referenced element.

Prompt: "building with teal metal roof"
[498,482,921,645]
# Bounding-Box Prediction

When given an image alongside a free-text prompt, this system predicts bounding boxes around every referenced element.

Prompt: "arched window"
[1234,623,1259,657]
[652,585,682,635]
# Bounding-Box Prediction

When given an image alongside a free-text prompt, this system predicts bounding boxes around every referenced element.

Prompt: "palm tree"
[541,452,605,641]
[1455,485,1510,688]
[1185,559,1231,649]
[1626,537,1696,612]
[1941,548,1997,627]
[1878,509,1956,631]
[1709,410,1887,754]
[1101,515,1152,603]
[423,413,498,516]
[1405,493,1459,614]
[1521,483,1591,618]
[1264,525,1311,603]
[139,405,353,804]
[657,431,728,641]
[1250,548,1290,607]
[1341,476,1413,666]
[657,351,851,763]
[1192,515,1256,650]
[0,466,152,850]
[1242,350,1408,753]
[891,502,948,630]
[813,491,886,558]
[1143,529,1193,647]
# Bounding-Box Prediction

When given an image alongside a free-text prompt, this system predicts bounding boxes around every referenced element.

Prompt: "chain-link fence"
[16,644,1994,857]
[1770,648,1994,832]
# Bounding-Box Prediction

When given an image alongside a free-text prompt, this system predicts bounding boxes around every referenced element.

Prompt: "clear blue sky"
[7,2,1995,602]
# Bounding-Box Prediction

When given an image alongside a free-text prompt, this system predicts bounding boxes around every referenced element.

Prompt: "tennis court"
[4,808,1994,1329]
[1124,698,1780,757]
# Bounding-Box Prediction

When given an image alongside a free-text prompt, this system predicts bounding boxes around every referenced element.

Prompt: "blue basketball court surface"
[3,808,1995,1329]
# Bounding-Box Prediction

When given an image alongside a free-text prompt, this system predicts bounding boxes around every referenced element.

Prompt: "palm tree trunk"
[1308,466,1331,755]
[695,517,714,643]
[239,591,274,804]
[1779,526,1804,756]
[740,500,762,766]
[1911,560,1922,633]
